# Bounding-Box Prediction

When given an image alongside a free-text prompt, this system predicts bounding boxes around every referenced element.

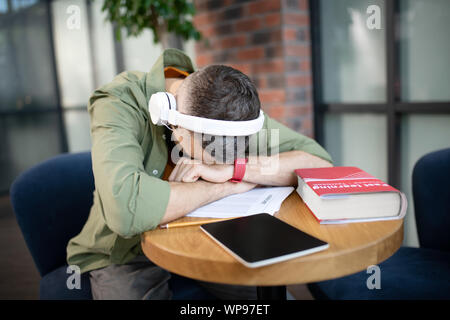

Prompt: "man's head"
[171,65,261,164]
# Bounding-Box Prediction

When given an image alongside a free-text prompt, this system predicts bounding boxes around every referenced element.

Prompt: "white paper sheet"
[186,187,294,218]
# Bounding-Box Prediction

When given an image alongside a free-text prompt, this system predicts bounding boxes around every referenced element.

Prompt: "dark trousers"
[89,255,257,300]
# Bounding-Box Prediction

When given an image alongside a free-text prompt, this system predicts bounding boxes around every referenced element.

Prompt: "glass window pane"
[320,0,386,103]
[0,1,59,112]
[399,0,450,102]
[11,0,38,11]
[90,0,116,86]
[184,38,197,69]
[0,113,63,192]
[63,110,91,153]
[400,115,450,247]
[51,0,94,108]
[121,30,196,72]
[121,29,163,72]
[323,113,388,182]
[0,1,8,13]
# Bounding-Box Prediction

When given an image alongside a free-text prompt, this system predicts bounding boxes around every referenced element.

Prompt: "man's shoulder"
[98,70,148,97]
[89,70,152,114]
[262,113,312,145]
[263,113,294,133]
[87,70,154,132]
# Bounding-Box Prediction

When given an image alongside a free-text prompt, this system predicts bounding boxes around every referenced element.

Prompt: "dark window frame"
[309,0,450,188]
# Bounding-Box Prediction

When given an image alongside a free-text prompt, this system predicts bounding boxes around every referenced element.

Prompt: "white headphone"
[148,92,265,136]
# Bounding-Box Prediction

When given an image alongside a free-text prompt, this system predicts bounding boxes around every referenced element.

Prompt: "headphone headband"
[149,92,265,136]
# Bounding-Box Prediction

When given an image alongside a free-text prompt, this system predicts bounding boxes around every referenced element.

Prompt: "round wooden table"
[141,192,403,299]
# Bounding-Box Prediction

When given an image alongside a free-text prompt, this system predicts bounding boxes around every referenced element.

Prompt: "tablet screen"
[200,213,329,268]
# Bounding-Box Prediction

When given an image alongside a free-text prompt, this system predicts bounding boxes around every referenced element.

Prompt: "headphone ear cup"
[149,92,169,126]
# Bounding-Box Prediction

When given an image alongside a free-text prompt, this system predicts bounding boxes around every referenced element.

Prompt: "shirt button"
[162,134,166,140]
[152,169,159,175]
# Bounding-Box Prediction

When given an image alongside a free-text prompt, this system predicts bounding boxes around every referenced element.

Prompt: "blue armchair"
[10,152,214,300]
[307,148,450,300]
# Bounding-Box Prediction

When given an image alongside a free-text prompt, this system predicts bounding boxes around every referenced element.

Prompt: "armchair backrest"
[412,148,450,251]
[10,152,94,276]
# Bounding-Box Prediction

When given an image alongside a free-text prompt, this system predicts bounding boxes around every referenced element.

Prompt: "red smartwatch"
[230,158,248,182]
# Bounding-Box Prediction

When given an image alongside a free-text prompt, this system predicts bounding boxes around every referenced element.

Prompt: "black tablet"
[200,213,329,268]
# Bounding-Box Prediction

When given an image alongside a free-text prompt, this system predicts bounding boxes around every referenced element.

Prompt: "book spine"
[296,180,323,224]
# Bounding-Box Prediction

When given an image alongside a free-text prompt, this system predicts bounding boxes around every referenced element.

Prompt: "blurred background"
[0,0,449,299]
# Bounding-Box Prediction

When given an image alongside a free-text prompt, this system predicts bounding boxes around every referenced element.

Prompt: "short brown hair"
[185,65,261,163]
[186,65,260,121]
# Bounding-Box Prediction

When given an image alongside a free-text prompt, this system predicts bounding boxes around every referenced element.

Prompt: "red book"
[295,167,407,224]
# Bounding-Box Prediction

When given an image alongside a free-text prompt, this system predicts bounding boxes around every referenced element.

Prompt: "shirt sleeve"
[262,114,333,164]
[89,90,171,239]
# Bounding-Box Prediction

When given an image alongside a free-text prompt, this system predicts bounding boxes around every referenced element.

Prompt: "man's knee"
[89,259,172,300]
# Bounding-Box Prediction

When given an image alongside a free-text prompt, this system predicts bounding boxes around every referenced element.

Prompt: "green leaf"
[101,0,201,44]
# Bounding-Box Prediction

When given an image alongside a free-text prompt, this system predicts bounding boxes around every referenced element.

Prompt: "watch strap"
[230,158,247,182]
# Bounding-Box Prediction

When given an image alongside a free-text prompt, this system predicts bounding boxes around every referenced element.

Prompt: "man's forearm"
[162,151,332,212]
[160,181,225,225]
[244,150,333,186]
[160,180,254,225]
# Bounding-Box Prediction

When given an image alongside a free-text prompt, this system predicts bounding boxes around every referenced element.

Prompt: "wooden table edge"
[141,218,403,286]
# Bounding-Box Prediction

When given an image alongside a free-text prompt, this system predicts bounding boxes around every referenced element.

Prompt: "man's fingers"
[170,158,228,183]
[177,163,197,182]
[169,157,189,181]
[173,165,186,182]
[168,162,181,181]
[182,167,200,183]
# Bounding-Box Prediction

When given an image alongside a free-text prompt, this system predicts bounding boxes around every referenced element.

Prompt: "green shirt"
[66,48,333,274]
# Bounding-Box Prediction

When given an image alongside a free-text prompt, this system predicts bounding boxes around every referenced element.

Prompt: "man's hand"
[168,151,332,187]
[168,157,234,183]
[161,179,257,225]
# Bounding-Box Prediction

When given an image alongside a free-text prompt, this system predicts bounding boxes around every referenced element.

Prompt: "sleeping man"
[67,48,332,299]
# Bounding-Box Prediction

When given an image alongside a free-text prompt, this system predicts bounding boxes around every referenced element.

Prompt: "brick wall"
[193,0,314,137]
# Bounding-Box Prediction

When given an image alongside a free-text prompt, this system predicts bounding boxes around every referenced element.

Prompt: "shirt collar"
[145,48,195,99]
